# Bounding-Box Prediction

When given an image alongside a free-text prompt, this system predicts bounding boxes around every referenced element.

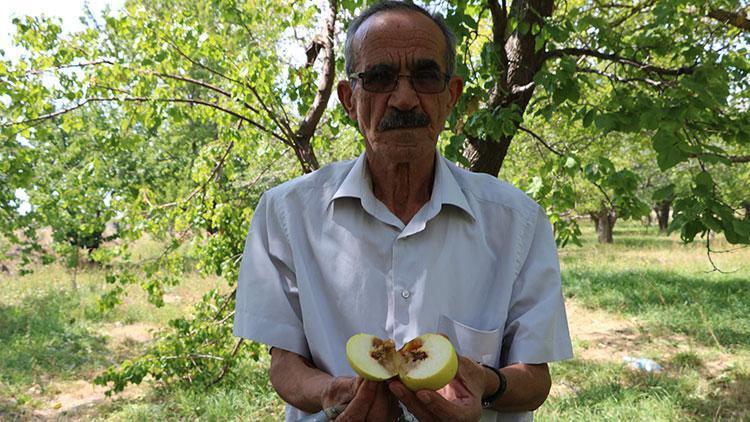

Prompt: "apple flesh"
[345,333,458,391]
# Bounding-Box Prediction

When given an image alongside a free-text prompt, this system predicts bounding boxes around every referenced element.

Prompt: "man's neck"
[366,153,436,225]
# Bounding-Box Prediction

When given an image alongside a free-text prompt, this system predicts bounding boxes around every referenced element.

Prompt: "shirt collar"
[330,151,476,222]
[432,152,476,221]
[331,152,370,202]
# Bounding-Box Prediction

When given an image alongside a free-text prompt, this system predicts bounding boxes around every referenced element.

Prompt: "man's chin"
[368,135,436,164]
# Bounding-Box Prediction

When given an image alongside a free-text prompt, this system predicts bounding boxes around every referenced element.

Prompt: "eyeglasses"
[348,68,450,94]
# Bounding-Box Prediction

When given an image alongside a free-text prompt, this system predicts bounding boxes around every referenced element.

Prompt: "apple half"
[345,333,458,391]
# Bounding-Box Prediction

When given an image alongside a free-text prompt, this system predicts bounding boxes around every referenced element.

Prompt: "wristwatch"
[480,364,507,409]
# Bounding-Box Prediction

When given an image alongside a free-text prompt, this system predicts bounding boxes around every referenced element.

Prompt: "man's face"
[338,10,463,166]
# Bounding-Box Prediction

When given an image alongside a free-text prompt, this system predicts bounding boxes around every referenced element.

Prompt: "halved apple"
[345,333,458,391]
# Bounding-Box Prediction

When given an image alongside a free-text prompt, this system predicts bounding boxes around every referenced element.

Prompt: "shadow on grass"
[575,228,683,249]
[607,234,682,249]
[0,291,110,388]
[563,268,750,349]
[545,359,749,420]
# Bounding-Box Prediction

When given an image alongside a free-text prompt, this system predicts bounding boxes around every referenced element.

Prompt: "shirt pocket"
[437,314,502,367]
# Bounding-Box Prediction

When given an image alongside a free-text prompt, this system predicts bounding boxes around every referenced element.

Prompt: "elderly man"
[233,1,572,421]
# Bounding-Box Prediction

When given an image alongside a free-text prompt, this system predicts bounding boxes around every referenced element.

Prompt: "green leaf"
[701,214,722,232]
[652,184,675,201]
[732,218,750,238]
[652,129,688,170]
[594,113,617,132]
[582,109,596,128]
[693,171,713,195]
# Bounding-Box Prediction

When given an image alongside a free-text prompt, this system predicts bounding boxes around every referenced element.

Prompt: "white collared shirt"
[234,152,573,422]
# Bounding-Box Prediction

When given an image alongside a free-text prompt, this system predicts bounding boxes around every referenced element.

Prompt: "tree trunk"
[592,206,616,243]
[463,0,555,176]
[290,0,337,174]
[589,212,599,232]
[654,200,671,233]
[743,200,750,220]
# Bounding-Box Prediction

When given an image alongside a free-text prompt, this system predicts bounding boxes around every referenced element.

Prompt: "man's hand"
[331,379,401,422]
[319,376,360,410]
[270,348,400,420]
[388,355,486,422]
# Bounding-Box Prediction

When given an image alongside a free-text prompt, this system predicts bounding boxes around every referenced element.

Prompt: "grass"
[540,222,750,421]
[0,221,748,420]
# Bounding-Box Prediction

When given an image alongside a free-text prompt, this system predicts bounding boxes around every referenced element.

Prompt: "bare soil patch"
[100,322,157,343]
[31,380,144,420]
[566,299,638,362]
[23,323,158,420]
[564,298,733,375]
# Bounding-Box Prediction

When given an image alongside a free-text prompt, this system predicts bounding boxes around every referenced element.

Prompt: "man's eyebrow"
[415,59,440,71]
[365,63,397,73]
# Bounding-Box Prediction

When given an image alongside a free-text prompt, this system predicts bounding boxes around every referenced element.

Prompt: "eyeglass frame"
[347,68,452,94]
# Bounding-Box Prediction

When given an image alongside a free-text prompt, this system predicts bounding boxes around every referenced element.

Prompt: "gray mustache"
[377,110,430,131]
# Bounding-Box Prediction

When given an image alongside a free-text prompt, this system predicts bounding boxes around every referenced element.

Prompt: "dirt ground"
[27,299,735,419]
[26,323,155,420]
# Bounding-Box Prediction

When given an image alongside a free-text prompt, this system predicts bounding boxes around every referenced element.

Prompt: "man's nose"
[387,75,420,111]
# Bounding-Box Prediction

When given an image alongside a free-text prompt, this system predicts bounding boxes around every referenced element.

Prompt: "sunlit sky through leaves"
[1,0,124,59]
[3,1,124,213]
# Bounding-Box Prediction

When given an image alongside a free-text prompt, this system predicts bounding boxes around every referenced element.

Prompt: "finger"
[417,379,483,422]
[416,389,477,421]
[336,380,377,421]
[365,382,393,422]
[388,380,435,422]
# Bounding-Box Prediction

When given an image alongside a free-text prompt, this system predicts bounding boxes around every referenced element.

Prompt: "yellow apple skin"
[345,333,395,381]
[345,333,459,391]
[399,334,458,391]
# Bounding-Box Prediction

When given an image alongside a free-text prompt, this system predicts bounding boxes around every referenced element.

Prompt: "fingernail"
[418,392,431,403]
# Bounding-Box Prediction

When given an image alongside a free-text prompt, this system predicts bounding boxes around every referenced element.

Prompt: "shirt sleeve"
[233,192,311,359]
[500,205,573,366]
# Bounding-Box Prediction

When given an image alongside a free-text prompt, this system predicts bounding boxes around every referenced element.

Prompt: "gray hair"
[344,1,457,77]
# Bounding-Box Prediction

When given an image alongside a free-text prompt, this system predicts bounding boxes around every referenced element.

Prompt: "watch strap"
[480,364,507,409]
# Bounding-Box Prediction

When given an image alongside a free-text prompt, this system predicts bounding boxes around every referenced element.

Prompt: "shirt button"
[401,289,411,299]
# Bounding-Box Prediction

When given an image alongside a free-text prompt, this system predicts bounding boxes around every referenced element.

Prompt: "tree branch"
[3,97,291,146]
[210,338,244,386]
[518,125,616,209]
[544,47,697,76]
[487,0,509,104]
[689,153,750,163]
[152,72,261,115]
[575,66,667,88]
[26,59,115,75]
[294,0,338,172]
[518,125,564,156]
[708,8,750,31]
[609,0,656,27]
[162,37,298,143]
[182,140,235,204]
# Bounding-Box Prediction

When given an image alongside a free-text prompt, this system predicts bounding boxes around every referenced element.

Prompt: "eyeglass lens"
[362,69,446,93]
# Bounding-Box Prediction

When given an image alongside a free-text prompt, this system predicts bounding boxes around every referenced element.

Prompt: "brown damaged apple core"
[370,337,428,375]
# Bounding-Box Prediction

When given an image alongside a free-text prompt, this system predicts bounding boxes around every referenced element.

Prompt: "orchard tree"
[442,0,750,246]
[1,0,749,393]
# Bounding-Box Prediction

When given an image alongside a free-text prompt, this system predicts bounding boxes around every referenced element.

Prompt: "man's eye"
[365,70,395,83]
[414,70,441,82]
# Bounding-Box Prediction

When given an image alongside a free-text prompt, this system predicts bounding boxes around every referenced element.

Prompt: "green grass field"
[1,223,748,421]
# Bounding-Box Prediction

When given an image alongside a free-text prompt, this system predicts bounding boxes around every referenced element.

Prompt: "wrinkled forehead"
[351,10,446,71]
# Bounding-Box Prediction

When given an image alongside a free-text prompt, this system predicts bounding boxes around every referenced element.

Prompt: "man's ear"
[337,80,357,120]
[447,76,464,110]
